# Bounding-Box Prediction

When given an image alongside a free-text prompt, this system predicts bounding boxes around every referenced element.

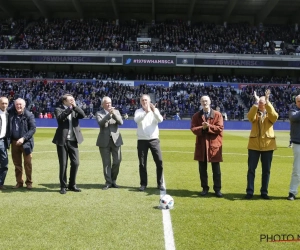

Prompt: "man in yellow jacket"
[245,89,278,200]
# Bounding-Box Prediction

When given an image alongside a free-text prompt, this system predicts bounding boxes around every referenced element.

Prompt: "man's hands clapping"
[69,98,76,108]
[253,89,270,103]
[202,122,209,130]
[109,107,115,116]
[144,103,156,113]
[150,103,156,112]
[253,91,259,103]
[265,89,270,102]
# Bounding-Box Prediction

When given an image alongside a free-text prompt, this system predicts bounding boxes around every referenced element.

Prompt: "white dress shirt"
[0,109,7,139]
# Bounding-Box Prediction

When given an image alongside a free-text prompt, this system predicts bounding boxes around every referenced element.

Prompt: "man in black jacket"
[52,94,85,194]
[9,98,36,190]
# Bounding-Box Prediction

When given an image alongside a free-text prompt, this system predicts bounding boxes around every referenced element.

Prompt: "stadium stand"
[0,18,298,54]
[13,19,142,51]
[148,21,300,54]
[0,77,252,120]
[0,1,300,123]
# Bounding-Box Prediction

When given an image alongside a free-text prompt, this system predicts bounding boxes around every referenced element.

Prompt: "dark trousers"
[198,161,221,192]
[0,139,8,186]
[246,149,273,195]
[56,140,79,188]
[138,139,163,187]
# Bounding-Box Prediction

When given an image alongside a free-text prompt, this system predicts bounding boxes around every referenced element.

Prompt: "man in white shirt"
[0,97,8,190]
[134,94,165,192]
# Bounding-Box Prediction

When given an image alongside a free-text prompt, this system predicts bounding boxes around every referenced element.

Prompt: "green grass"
[0,128,297,250]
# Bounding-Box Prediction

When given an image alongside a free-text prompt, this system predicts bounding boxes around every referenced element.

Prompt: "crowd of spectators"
[0,68,47,78]
[1,18,299,54]
[148,20,300,54]
[53,71,128,80]
[0,74,299,120]
[215,74,293,84]
[53,71,211,82]
[0,78,241,120]
[0,18,26,49]
[240,84,299,120]
[155,82,242,120]
[0,35,13,49]
[13,18,142,51]
[1,68,297,85]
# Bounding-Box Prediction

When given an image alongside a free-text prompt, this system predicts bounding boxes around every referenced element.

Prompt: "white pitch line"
[161,176,176,250]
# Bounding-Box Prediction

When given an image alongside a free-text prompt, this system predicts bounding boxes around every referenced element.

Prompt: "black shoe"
[261,194,270,200]
[139,185,146,191]
[102,185,111,190]
[215,191,223,198]
[68,185,81,192]
[200,188,209,196]
[287,192,295,201]
[244,194,253,199]
[112,183,119,188]
[157,185,166,191]
[60,188,67,194]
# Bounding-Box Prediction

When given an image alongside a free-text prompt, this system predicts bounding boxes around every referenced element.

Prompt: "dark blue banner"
[35,119,290,130]
[195,59,284,67]
[123,55,176,67]
[0,52,300,69]
[176,58,194,65]
[105,56,122,64]
[204,82,239,88]
[0,55,106,63]
[134,81,169,87]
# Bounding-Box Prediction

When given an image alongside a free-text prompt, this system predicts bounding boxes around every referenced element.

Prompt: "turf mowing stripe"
[161,177,176,250]
[30,150,294,158]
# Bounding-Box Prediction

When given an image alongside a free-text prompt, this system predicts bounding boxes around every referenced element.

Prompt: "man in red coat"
[191,96,224,197]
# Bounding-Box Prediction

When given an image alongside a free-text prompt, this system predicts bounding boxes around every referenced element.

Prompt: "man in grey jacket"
[96,96,123,190]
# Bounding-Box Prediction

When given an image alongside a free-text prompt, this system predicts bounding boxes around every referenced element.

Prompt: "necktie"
[204,112,208,119]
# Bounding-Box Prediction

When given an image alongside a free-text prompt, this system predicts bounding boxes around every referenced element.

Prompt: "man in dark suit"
[0,97,9,190]
[52,94,85,194]
[8,98,36,190]
[96,96,123,190]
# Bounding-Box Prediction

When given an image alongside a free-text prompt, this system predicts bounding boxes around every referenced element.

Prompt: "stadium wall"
[37,119,290,130]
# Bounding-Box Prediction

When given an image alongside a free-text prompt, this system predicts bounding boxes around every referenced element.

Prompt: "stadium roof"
[1,0,300,24]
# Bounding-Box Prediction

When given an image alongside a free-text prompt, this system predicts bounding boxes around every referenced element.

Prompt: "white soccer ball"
[159,194,174,209]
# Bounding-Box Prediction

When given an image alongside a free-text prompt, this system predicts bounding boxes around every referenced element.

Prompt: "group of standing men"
[2,92,300,200]
[52,93,165,194]
[191,90,300,200]
[94,94,165,192]
[0,93,166,194]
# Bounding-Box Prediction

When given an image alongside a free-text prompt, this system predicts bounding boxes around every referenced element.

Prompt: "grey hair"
[101,96,112,107]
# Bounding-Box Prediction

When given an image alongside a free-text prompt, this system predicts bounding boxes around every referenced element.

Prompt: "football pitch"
[0,128,298,250]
